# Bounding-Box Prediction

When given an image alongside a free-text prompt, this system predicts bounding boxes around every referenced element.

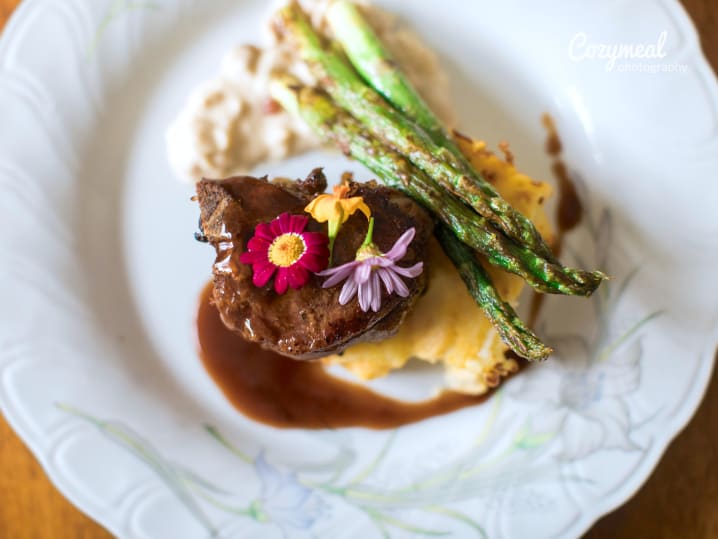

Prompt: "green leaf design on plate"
[56,403,218,534]
[88,0,161,59]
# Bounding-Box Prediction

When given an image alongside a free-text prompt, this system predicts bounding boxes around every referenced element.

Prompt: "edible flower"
[304,184,371,260]
[317,218,423,312]
[239,213,329,294]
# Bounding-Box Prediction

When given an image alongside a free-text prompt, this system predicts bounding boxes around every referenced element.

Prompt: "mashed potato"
[323,137,553,395]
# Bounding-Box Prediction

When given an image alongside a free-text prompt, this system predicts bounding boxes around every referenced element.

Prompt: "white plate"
[1,1,717,537]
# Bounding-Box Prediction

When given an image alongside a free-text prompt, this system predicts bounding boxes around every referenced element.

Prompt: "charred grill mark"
[195,216,209,243]
[195,231,209,243]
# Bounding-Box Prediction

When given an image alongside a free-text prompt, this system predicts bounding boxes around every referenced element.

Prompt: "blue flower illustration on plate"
[253,451,329,536]
[512,336,644,460]
[510,198,662,461]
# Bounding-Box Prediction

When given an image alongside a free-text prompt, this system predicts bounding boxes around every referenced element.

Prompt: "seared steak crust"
[197,169,433,359]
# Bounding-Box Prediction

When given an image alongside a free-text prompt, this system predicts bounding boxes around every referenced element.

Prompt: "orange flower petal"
[304,194,335,223]
[338,197,371,222]
[305,188,372,234]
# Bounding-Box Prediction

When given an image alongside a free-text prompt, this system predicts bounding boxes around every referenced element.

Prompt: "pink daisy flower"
[239,213,329,294]
[317,221,423,312]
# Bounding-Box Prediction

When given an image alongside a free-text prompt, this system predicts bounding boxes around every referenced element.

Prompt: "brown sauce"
[197,283,499,429]
[541,113,584,242]
[530,114,584,325]
[553,160,582,234]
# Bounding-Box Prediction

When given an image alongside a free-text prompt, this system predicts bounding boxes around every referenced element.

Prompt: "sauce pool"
[197,283,500,429]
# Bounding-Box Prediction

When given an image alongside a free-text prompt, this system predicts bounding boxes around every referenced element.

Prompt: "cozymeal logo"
[569,31,688,73]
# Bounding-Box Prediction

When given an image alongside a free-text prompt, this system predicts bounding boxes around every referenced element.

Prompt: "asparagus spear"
[270,76,603,297]
[436,226,552,360]
[325,0,456,152]
[276,3,573,270]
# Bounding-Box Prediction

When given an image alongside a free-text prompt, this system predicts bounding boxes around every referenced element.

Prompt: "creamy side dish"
[167,1,455,183]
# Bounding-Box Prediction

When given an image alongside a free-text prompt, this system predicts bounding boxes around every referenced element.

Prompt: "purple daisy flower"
[317,222,423,312]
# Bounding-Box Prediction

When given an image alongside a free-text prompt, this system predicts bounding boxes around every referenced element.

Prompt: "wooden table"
[1,1,717,537]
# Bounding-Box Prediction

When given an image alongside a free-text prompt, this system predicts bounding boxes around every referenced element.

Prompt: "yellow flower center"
[355,243,382,262]
[268,233,306,267]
